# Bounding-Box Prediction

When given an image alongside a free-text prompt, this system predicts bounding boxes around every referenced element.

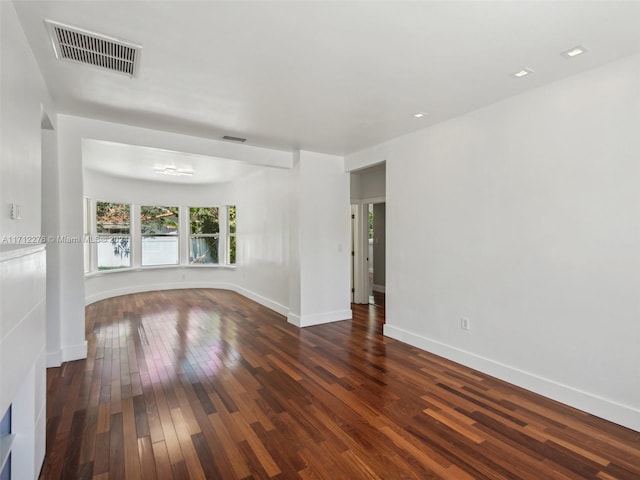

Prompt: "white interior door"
[351,204,369,304]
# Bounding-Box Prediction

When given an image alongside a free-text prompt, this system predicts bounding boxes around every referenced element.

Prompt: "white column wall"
[288,151,352,326]
[56,116,88,363]
[41,129,62,367]
[288,152,302,319]
[346,54,640,431]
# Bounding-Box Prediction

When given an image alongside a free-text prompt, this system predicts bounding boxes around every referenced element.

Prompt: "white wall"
[0,7,46,238]
[0,2,51,477]
[84,170,238,206]
[372,203,385,289]
[360,164,386,201]
[350,162,385,203]
[288,151,352,326]
[346,54,640,432]
[234,168,290,311]
[349,173,362,202]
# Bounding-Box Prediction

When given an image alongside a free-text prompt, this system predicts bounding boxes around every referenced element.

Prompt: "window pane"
[96,202,131,271]
[141,206,179,234]
[141,206,179,266]
[228,235,236,265]
[190,237,219,264]
[228,205,236,234]
[97,235,131,270]
[190,207,219,234]
[97,202,130,234]
[142,236,179,266]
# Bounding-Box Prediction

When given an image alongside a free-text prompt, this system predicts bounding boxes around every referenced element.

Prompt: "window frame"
[140,205,180,267]
[95,200,132,271]
[189,206,221,265]
[227,205,236,265]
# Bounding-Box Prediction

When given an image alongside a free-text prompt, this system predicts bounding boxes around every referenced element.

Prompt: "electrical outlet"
[461,317,470,331]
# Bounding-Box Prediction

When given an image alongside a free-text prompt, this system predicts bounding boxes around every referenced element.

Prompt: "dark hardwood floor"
[41,289,639,479]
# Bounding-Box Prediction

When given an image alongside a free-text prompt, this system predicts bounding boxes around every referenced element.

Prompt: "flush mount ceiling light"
[45,20,141,77]
[511,67,534,79]
[561,45,588,59]
[413,112,426,118]
[154,166,193,177]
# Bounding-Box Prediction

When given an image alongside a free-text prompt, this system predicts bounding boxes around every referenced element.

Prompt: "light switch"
[10,203,21,220]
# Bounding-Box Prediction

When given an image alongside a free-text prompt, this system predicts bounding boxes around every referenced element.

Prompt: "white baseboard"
[288,309,352,327]
[46,349,62,368]
[85,281,236,305]
[86,282,289,320]
[372,284,386,293]
[61,341,88,363]
[383,324,640,432]
[232,285,289,317]
[86,281,351,329]
[287,312,301,326]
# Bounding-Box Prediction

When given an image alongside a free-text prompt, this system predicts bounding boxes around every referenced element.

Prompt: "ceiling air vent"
[45,20,141,77]
[222,135,247,143]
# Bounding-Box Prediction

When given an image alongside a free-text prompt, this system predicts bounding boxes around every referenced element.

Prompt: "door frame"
[351,196,385,304]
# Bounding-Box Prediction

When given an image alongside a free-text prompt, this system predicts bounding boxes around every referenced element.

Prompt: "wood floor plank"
[150,440,173,480]
[137,436,158,480]
[121,397,143,479]
[40,289,640,480]
[170,408,206,480]
[230,412,281,477]
[208,412,252,479]
[109,412,125,480]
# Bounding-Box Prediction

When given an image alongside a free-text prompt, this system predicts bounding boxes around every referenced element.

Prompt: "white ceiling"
[13,1,640,156]
[83,139,265,184]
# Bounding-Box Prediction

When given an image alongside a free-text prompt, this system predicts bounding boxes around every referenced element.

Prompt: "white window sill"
[85,264,236,278]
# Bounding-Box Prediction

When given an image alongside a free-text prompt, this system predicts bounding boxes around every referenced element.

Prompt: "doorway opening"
[349,161,386,314]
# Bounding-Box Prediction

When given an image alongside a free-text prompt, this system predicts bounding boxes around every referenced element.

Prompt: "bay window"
[84,200,236,273]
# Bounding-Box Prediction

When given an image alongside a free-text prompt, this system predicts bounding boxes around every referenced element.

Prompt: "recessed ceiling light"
[561,45,588,59]
[154,165,193,177]
[511,68,534,79]
[413,112,426,118]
